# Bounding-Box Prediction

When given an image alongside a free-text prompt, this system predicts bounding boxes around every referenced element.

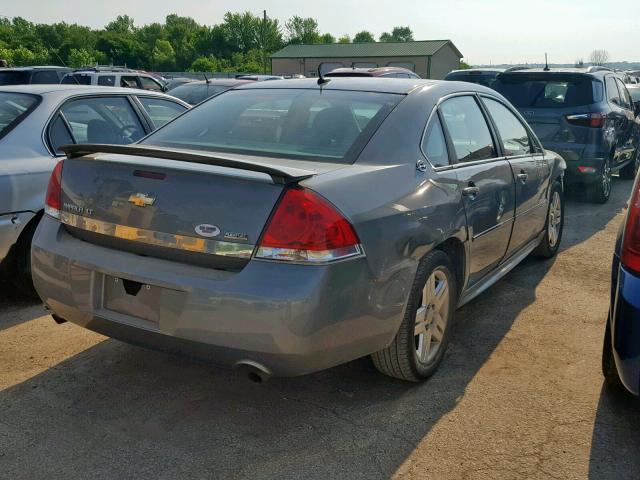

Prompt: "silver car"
[32,79,565,382]
[0,85,188,293]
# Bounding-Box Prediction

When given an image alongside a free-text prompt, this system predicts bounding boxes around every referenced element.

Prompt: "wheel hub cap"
[415,269,449,364]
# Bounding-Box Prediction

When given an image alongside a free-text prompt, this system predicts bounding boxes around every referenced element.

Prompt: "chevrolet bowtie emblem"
[128,193,156,207]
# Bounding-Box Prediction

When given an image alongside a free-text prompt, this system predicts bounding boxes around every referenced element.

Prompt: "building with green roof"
[270,40,462,79]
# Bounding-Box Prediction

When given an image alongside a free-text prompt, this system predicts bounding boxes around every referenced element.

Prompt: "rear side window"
[483,98,532,156]
[143,89,402,163]
[0,71,29,85]
[0,92,39,139]
[494,74,596,108]
[31,70,60,84]
[137,97,186,128]
[98,75,116,87]
[55,96,145,145]
[421,116,449,167]
[439,96,496,163]
[48,115,75,153]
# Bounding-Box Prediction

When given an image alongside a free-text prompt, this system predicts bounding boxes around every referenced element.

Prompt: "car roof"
[0,66,69,71]
[498,67,619,78]
[327,66,415,76]
[174,79,255,87]
[447,68,505,74]
[235,77,443,94]
[0,84,173,97]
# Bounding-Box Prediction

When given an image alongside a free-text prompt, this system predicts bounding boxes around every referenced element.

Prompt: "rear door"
[613,78,637,166]
[481,96,548,253]
[439,94,516,285]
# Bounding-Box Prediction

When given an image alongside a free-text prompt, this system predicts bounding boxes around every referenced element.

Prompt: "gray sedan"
[0,85,188,294]
[31,78,565,382]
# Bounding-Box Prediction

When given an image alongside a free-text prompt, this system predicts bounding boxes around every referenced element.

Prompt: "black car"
[0,66,71,86]
[493,67,640,203]
[444,68,505,88]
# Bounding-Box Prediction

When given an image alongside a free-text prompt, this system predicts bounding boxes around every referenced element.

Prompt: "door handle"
[517,172,528,183]
[462,185,480,197]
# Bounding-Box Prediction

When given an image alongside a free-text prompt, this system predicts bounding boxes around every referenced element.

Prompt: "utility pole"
[262,10,267,74]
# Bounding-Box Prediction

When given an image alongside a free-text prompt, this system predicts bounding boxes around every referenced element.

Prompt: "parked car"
[493,66,640,203]
[169,79,254,106]
[603,172,640,396]
[164,77,197,91]
[444,68,505,88]
[0,66,71,85]
[61,66,166,92]
[626,84,640,107]
[0,85,189,294]
[32,79,565,382]
[325,66,420,79]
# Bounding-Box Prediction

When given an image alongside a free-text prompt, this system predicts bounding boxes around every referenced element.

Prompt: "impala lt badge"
[128,193,156,207]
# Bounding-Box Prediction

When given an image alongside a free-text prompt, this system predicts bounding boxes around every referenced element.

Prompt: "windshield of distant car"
[170,83,230,105]
[0,71,30,86]
[143,88,402,163]
[494,74,599,108]
[0,92,39,138]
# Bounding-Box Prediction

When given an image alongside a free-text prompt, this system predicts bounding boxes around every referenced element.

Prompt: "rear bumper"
[611,263,640,395]
[31,216,405,377]
[543,142,608,186]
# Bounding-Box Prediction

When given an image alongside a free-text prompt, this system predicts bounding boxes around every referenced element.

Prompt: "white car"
[61,67,166,92]
[0,85,189,294]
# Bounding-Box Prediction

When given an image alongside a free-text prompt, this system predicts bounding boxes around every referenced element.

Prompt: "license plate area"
[103,275,161,324]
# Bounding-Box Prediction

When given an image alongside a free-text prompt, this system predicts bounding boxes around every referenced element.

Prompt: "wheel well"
[435,238,465,295]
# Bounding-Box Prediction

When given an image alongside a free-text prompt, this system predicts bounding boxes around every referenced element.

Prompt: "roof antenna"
[544,53,550,71]
[317,62,330,85]
[203,72,211,84]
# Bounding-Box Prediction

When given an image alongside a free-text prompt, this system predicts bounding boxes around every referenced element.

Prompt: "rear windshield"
[493,74,598,108]
[170,84,229,105]
[61,74,92,85]
[445,72,499,88]
[0,92,39,138]
[143,88,402,163]
[0,71,30,86]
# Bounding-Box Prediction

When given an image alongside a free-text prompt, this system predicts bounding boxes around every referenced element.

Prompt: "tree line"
[0,14,415,73]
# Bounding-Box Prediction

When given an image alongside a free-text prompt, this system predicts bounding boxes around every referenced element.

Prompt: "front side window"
[483,98,532,156]
[53,96,145,147]
[421,115,449,167]
[616,79,633,110]
[0,71,29,85]
[120,76,139,89]
[137,97,186,128]
[0,92,39,139]
[143,89,402,163]
[606,77,621,106]
[139,76,163,91]
[439,96,496,163]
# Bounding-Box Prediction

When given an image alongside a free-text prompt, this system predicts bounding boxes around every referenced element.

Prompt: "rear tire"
[372,250,456,382]
[589,158,612,204]
[534,180,564,258]
[11,217,39,298]
[602,318,625,391]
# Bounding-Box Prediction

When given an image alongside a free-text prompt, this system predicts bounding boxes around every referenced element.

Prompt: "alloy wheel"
[602,161,612,198]
[414,269,450,364]
[548,190,562,248]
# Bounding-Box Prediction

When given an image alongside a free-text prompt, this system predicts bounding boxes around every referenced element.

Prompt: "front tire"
[589,158,612,203]
[534,180,564,258]
[372,250,457,382]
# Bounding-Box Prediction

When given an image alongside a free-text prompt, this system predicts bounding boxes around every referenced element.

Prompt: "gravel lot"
[1,178,639,480]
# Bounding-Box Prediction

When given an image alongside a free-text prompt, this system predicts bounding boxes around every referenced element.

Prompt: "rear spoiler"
[60,144,316,185]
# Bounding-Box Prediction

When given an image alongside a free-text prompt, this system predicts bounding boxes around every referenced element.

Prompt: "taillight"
[255,187,362,263]
[621,177,640,273]
[44,160,64,219]
[565,113,605,128]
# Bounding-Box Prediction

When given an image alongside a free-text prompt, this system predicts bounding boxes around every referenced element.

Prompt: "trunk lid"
[58,145,344,270]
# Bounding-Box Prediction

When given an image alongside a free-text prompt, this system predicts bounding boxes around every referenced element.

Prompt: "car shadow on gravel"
[589,385,640,479]
[0,179,630,480]
[0,281,45,332]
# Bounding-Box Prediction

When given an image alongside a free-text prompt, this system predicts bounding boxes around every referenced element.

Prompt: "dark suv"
[0,66,71,85]
[493,67,640,203]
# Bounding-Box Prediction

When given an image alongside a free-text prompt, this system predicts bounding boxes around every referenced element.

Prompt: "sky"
[2,0,639,65]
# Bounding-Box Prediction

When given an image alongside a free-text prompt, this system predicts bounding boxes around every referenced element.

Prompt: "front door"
[439,95,516,285]
[481,96,549,253]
